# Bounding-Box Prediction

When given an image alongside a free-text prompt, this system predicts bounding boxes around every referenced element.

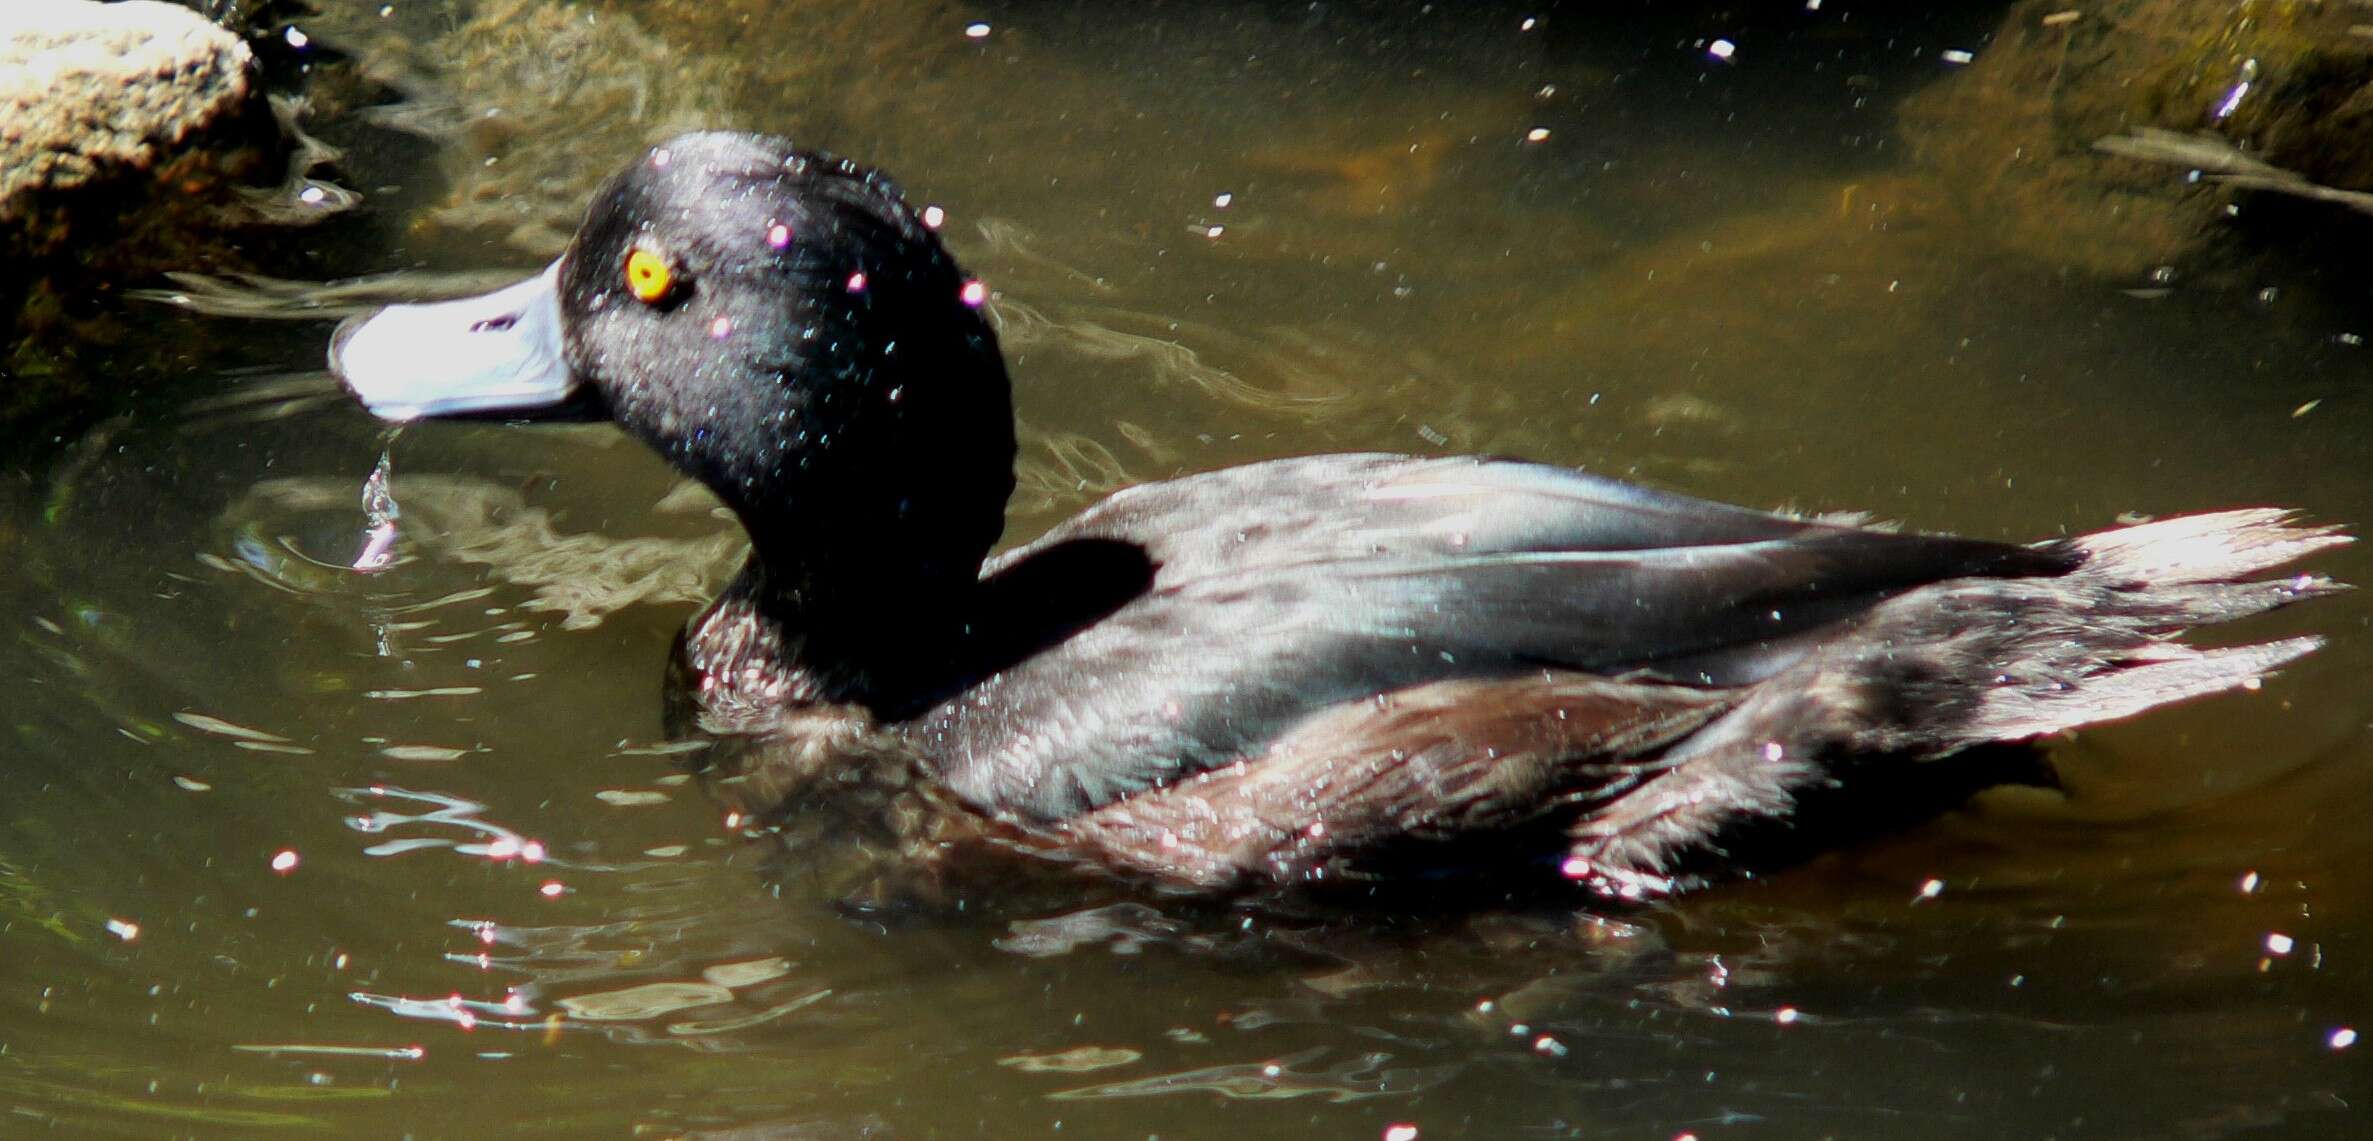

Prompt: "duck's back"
[912,454,2075,821]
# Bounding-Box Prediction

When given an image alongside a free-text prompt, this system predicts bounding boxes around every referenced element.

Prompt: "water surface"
[5,2,2370,1136]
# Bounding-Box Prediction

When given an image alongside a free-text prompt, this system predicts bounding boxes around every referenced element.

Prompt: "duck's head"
[332,131,1018,610]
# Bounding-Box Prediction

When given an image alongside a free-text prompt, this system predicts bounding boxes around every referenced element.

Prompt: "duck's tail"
[1697,508,2350,760]
[1563,509,2348,900]
[1959,509,2348,740]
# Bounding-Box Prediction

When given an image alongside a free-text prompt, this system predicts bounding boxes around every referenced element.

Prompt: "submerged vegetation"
[1902,0,2373,276]
[0,852,84,944]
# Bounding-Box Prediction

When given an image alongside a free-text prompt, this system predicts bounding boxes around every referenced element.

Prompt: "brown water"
[6,2,2372,1136]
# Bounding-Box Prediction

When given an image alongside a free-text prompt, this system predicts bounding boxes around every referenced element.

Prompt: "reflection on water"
[5,0,2371,1136]
[1043,1044,1451,1104]
[224,469,741,632]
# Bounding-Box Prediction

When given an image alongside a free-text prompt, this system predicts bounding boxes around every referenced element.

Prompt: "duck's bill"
[329,262,582,422]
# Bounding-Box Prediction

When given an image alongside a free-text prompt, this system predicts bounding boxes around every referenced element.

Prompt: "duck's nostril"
[471,314,519,334]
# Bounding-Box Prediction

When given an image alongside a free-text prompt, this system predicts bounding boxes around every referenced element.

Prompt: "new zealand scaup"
[330,131,2348,902]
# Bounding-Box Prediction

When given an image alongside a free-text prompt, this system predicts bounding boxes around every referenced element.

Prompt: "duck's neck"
[691,519,1006,730]
[677,362,1018,719]
[678,554,976,721]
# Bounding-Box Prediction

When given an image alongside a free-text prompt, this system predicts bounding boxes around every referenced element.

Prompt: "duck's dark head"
[333,131,1018,619]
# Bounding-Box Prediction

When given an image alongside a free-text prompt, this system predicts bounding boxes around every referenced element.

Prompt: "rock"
[0,0,282,256]
[2,3,254,197]
[0,0,360,412]
[1898,0,2373,278]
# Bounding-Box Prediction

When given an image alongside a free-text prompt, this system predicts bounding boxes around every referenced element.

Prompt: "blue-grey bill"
[329,261,573,421]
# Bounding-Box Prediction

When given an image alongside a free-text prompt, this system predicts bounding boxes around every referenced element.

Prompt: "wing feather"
[920,454,2071,819]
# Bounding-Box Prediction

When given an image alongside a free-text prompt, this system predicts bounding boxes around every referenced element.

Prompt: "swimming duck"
[331,131,2346,901]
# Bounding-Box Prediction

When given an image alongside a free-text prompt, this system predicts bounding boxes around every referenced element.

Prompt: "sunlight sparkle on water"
[271,849,300,873]
[339,786,552,867]
[1384,1125,1420,1141]
[2332,1027,2359,1050]
[106,918,139,941]
[2214,60,2258,121]
[232,1043,425,1060]
[352,991,537,1031]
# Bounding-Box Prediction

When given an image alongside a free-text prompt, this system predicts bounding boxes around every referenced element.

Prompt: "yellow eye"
[624,246,674,304]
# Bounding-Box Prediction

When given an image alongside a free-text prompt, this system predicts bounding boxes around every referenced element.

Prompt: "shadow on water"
[4,0,2371,1136]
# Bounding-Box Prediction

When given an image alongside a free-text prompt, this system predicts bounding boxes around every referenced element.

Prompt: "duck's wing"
[921,453,2075,820]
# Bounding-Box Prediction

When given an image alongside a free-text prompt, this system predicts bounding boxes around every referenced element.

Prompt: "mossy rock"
[1899,0,2373,277]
